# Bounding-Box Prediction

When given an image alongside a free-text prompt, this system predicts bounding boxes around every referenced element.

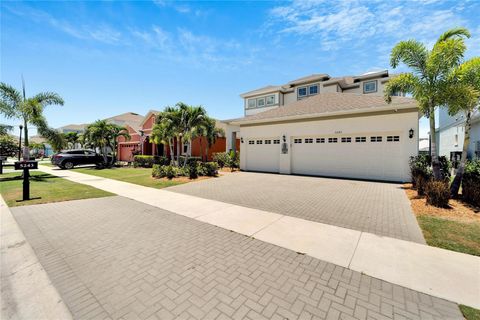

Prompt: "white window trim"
[363,80,377,94]
[247,99,256,109]
[266,95,275,106]
[297,83,320,99]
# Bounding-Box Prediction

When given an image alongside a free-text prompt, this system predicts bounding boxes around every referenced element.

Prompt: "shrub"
[178,156,201,167]
[409,155,451,185]
[203,162,218,177]
[133,155,169,168]
[225,151,239,172]
[152,164,185,179]
[462,160,480,207]
[425,180,450,208]
[212,152,228,168]
[186,160,198,179]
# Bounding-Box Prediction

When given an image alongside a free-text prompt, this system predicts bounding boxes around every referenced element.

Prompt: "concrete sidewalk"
[38,165,480,308]
[0,196,73,320]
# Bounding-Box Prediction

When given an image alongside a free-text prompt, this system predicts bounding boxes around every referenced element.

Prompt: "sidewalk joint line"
[347,231,363,269]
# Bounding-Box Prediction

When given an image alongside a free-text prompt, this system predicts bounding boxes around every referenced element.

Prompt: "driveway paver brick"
[11,196,461,319]
[168,172,425,243]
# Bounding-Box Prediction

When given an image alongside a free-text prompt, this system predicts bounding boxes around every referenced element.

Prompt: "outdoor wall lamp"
[409,128,414,139]
[282,134,286,142]
[240,137,244,143]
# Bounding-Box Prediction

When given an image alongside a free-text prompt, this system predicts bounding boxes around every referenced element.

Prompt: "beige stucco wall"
[238,110,419,181]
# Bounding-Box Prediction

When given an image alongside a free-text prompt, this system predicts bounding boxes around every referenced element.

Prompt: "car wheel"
[63,161,74,169]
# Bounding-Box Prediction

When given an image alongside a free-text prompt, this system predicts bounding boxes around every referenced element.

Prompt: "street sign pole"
[23,168,30,201]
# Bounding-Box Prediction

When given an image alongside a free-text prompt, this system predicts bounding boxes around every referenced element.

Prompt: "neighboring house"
[117,110,238,162]
[418,137,430,155]
[436,108,480,162]
[58,124,87,134]
[28,135,53,157]
[223,71,418,182]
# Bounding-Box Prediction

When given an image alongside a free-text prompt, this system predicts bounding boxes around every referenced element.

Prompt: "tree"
[29,141,46,158]
[442,57,480,196]
[83,120,130,166]
[0,80,64,160]
[0,124,13,136]
[177,102,207,166]
[384,27,470,180]
[151,110,177,163]
[202,117,225,161]
[0,135,18,158]
[63,132,80,149]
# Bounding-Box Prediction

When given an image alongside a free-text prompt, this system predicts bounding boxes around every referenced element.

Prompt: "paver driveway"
[168,172,425,243]
[11,196,461,320]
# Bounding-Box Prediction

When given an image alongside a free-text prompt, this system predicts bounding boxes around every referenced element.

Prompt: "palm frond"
[390,40,428,73]
[437,27,471,43]
[0,82,22,118]
[384,73,419,103]
[32,92,64,107]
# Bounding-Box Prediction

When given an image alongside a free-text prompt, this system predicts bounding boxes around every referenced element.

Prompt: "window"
[341,137,352,143]
[247,99,256,109]
[316,138,325,143]
[257,97,266,108]
[183,143,189,154]
[370,136,382,142]
[256,140,263,144]
[298,84,319,99]
[273,139,280,144]
[265,140,271,144]
[248,140,255,145]
[363,80,377,93]
[328,138,338,143]
[266,95,275,105]
[298,87,307,97]
[355,137,366,143]
[387,136,400,142]
[305,138,313,143]
[454,134,459,147]
[294,138,302,143]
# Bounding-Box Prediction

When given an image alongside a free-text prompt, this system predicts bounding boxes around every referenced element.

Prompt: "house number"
[334,130,342,134]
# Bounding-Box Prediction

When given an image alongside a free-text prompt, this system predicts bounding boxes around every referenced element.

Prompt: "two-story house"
[436,108,480,163]
[224,70,418,182]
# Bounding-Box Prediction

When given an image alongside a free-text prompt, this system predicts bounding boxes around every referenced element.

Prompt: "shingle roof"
[286,74,330,86]
[229,93,417,125]
[239,85,284,98]
[105,112,144,131]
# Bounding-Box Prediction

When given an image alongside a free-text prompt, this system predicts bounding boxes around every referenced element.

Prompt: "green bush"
[425,180,450,208]
[225,150,239,171]
[409,154,451,183]
[212,152,228,168]
[462,160,480,207]
[197,162,218,177]
[133,155,169,168]
[152,164,185,179]
[186,161,198,179]
[178,156,201,167]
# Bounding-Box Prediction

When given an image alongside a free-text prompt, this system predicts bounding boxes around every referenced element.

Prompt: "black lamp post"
[18,124,23,161]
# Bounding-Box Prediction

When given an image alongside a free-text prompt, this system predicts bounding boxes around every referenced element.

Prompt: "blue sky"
[1,0,479,137]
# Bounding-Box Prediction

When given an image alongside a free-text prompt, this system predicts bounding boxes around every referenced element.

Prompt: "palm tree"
[384,27,470,180]
[203,117,225,161]
[177,102,207,166]
[64,132,79,149]
[442,57,480,196]
[0,80,64,160]
[108,124,131,164]
[151,111,176,163]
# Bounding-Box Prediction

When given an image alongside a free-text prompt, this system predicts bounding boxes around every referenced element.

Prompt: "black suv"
[51,149,110,169]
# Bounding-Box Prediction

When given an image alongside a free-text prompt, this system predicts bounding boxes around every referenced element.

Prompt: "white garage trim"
[245,137,281,173]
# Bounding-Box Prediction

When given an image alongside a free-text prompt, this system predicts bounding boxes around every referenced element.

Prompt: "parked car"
[51,149,111,169]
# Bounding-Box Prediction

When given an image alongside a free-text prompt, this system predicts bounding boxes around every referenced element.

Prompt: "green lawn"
[74,167,186,189]
[0,171,114,207]
[417,215,480,256]
[460,305,480,320]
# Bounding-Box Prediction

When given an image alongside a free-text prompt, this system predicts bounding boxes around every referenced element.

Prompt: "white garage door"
[245,138,281,173]
[291,134,405,181]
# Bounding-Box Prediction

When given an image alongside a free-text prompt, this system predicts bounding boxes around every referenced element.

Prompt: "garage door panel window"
[355,137,366,142]
[370,136,382,142]
[273,139,280,144]
[328,138,338,143]
[256,140,263,144]
[387,136,400,142]
[341,137,352,143]
[265,140,271,144]
[294,138,302,143]
[316,138,325,143]
[249,140,255,144]
[305,138,313,143]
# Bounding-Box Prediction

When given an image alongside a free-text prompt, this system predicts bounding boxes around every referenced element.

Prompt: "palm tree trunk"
[429,111,442,180]
[176,136,181,166]
[450,112,471,197]
[169,139,174,163]
[23,118,29,160]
